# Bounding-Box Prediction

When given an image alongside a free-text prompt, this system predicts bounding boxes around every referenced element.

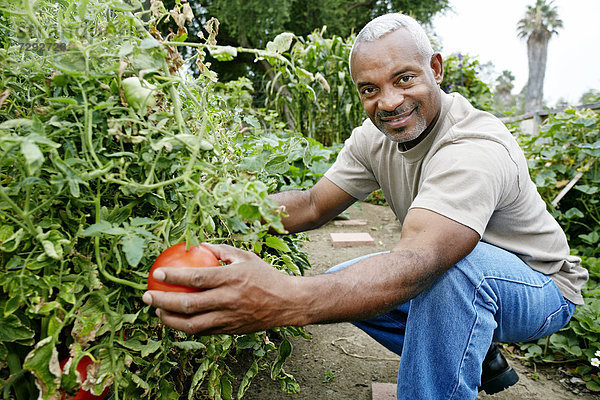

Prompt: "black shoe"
[479,344,519,394]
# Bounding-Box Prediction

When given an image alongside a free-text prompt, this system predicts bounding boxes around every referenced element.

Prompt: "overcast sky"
[432,0,600,106]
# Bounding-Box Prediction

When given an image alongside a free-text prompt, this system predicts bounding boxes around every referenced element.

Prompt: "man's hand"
[141,244,305,335]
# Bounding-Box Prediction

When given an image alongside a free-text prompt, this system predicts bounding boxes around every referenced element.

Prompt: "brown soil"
[241,202,600,400]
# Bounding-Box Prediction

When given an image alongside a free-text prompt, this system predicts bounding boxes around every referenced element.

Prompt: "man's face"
[350,29,444,147]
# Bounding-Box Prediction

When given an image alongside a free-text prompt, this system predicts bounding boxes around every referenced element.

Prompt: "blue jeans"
[326,241,575,399]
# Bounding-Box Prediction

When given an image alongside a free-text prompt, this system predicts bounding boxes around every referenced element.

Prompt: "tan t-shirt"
[324,91,588,304]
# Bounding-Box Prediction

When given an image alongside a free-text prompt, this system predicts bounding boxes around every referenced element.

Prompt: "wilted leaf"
[266,32,295,54]
[23,336,61,399]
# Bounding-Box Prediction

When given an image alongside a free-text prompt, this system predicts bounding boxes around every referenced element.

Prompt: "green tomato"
[122,76,156,112]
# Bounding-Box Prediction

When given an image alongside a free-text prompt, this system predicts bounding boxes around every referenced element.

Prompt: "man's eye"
[361,87,376,96]
[398,75,414,84]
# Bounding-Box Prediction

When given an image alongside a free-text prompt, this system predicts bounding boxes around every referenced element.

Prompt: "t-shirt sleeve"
[410,139,520,237]
[324,126,380,200]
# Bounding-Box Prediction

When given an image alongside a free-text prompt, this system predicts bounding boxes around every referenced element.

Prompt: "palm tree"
[517,0,563,112]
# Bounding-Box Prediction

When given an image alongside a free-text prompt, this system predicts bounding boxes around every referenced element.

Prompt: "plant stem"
[105,175,185,191]
[93,189,146,291]
[0,185,36,236]
[78,81,104,169]
[162,41,291,66]
[23,0,47,40]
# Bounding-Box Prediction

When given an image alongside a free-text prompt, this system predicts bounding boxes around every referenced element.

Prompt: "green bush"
[514,108,600,391]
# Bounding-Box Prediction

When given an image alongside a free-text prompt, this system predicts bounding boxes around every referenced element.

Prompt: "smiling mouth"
[379,108,415,128]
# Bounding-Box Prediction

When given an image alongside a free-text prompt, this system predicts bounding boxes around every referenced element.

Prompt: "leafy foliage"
[514,108,600,390]
[264,28,365,146]
[441,53,494,112]
[236,113,341,192]
[0,1,311,399]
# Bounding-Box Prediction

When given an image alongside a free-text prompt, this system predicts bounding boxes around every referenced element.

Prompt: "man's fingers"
[143,289,222,315]
[155,309,230,335]
[152,265,225,289]
[202,243,259,264]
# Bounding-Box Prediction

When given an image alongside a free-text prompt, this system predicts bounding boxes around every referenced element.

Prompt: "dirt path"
[242,203,599,399]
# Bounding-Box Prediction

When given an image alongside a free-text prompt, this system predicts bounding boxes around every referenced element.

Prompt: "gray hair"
[349,13,434,75]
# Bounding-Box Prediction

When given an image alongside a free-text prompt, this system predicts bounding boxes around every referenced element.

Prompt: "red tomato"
[147,242,220,292]
[59,356,109,400]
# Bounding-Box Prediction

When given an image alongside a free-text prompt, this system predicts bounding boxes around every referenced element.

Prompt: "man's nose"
[378,88,404,112]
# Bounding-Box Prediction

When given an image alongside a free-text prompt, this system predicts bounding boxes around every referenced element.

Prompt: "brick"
[372,382,397,400]
[333,219,368,226]
[330,232,375,247]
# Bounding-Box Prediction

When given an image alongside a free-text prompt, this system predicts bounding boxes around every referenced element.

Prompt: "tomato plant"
[0,0,310,399]
[59,356,109,400]
[147,243,220,292]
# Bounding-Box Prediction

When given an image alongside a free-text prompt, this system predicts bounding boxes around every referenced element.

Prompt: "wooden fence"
[500,101,600,134]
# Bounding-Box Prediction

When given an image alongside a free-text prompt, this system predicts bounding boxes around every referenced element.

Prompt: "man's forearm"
[290,247,443,326]
[269,190,326,233]
[269,178,356,234]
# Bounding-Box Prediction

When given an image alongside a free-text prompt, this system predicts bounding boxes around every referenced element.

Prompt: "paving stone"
[330,232,375,247]
[372,382,397,400]
[333,219,368,226]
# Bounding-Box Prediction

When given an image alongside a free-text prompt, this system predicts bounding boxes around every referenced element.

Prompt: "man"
[142,13,588,399]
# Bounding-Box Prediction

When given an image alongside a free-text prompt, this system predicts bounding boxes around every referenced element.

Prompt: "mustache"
[377,105,415,119]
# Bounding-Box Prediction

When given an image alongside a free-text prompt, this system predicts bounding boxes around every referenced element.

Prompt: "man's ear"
[430,53,444,85]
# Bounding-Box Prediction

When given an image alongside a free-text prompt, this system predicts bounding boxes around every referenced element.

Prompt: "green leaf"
[130,217,157,226]
[131,373,151,391]
[221,375,233,400]
[565,208,584,219]
[271,337,292,379]
[158,379,180,400]
[20,140,44,174]
[0,224,14,242]
[140,38,161,49]
[72,298,106,346]
[188,359,210,400]
[265,155,290,174]
[238,360,258,399]
[523,344,543,357]
[265,235,291,253]
[122,234,146,266]
[236,333,260,350]
[79,221,112,236]
[579,231,600,245]
[119,41,135,57]
[0,118,32,130]
[0,343,7,362]
[4,295,21,316]
[239,155,265,172]
[586,379,600,392]
[47,97,78,105]
[0,314,35,343]
[237,204,260,220]
[575,185,599,195]
[36,229,69,260]
[0,228,25,252]
[110,0,138,11]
